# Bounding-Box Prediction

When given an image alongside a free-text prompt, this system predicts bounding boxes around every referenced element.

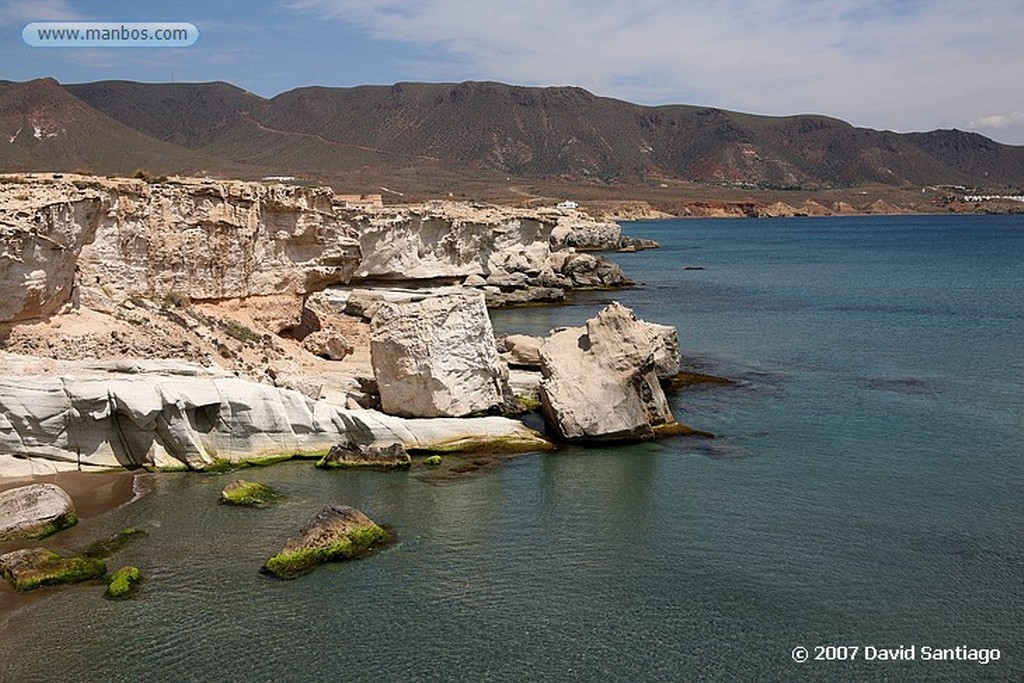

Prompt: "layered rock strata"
[0,175,362,324]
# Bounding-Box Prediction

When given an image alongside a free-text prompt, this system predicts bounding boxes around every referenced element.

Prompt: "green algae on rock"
[220,480,279,507]
[105,566,142,599]
[0,547,106,592]
[262,505,388,579]
[315,443,411,470]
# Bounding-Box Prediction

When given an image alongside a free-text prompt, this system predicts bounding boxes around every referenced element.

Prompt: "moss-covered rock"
[423,455,442,467]
[262,505,388,579]
[105,566,142,599]
[0,547,106,592]
[315,443,411,470]
[220,480,279,507]
[412,432,555,455]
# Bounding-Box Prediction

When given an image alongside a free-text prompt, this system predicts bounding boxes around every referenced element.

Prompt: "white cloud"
[286,0,1024,143]
[970,113,1024,147]
[0,0,81,25]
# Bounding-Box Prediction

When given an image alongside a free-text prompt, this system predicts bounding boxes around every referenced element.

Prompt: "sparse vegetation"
[133,169,168,184]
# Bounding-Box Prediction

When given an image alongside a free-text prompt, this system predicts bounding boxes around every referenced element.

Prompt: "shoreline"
[0,469,141,619]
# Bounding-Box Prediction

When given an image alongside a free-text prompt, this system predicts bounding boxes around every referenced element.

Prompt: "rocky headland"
[0,172,719,589]
[0,173,693,478]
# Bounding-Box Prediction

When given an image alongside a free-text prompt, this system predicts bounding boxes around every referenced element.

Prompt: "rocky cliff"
[347,201,630,298]
[0,174,362,324]
[0,174,646,476]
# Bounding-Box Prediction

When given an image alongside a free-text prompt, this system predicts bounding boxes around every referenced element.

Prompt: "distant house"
[556,200,579,209]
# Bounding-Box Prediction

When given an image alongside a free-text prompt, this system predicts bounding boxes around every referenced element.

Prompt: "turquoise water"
[1,215,1021,681]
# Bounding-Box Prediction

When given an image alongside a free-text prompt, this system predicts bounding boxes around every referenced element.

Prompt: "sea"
[1,214,1021,682]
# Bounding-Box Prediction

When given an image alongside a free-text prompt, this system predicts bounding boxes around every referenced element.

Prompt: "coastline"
[0,469,141,618]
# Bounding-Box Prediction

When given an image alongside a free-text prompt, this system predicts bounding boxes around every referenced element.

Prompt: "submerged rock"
[370,290,510,418]
[105,565,142,599]
[538,302,681,441]
[220,480,279,507]
[0,547,106,592]
[316,443,411,470]
[0,484,78,542]
[262,505,388,579]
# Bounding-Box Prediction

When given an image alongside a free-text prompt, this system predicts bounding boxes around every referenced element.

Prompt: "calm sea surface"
[1,215,1021,682]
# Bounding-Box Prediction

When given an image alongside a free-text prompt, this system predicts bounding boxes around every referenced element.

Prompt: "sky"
[2,0,1023,145]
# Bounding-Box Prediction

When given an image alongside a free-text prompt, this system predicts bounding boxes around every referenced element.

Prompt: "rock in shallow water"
[105,565,142,599]
[538,302,681,441]
[0,483,78,542]
[316,443,411,470]
[262,505,388,579]
[0,547,106,592]
[220,480,279,507]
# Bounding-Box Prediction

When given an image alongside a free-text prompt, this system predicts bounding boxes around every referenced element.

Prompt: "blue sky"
[3,0,1023,144]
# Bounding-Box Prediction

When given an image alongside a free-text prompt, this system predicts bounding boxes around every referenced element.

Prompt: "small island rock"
[538,302,681,441]
[221,480,278,507]
[262,505,387,579]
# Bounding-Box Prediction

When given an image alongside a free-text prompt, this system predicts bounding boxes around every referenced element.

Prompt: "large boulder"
[0,483,78,541]
[538,302,680,441]
[262,505,387,579]
[370,290,509,418]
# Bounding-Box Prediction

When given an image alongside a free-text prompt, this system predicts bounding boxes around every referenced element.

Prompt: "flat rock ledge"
[316,443,411,470]
[0,484,78,542]
[261,505,388,579]
[0,547,106,592]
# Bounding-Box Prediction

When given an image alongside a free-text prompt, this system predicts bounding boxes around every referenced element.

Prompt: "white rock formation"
[0,483,76,540]
[0,176,362,323]
[0,354,547,475]
[550,213,622,250]
[644,322,682,379]
[347,202,629,293]
[538,302,679,441]
[370,290,509,418]
[497,334,544,368]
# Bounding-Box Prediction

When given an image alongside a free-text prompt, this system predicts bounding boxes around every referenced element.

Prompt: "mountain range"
[2,77,1023,199]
